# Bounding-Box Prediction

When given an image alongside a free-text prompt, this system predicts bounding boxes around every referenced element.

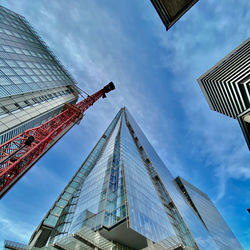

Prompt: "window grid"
[0,6,77,98]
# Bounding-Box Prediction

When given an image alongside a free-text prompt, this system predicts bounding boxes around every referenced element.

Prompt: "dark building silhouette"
[150,0,199,30]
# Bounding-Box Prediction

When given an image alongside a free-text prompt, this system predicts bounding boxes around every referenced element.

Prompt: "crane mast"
[0,82,115,199]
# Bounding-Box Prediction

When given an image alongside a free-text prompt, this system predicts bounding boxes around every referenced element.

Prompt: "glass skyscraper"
[0,6,78,145]
[5,108,243,250]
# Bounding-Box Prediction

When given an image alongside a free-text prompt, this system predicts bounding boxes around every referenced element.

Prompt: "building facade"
[150,0,199,30]
[0,6,78,145]
[175,177,243,250]
[5,108,243,250]
[197,38,250,149]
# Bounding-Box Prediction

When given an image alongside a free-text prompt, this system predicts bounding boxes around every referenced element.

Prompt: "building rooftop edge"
[176,176,210,200]
[197,37,250,81]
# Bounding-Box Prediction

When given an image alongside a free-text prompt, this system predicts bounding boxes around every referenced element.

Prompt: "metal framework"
[0,82,115,199]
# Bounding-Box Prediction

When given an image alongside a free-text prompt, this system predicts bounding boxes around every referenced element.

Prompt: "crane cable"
[71,85,90,100]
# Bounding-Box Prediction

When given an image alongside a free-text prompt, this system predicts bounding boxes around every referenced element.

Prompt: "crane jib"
[0,82,115,199]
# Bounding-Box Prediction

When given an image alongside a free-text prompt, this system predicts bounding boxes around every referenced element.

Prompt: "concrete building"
[0,6,78,145]
[4,108,243,249]
[150,0,199,30]
[198,38,250,150]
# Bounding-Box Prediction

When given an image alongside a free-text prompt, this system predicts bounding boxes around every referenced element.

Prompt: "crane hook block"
[103,82,115,93]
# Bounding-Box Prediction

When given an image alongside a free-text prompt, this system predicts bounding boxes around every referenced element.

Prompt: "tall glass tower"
[0,6,78,145]
[5,108,242,250]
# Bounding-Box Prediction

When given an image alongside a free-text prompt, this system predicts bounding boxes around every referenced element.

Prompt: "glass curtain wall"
[0,6,78,144]
[0,6,76,97]
[124,108,219,250]
[46,110,122,244]
[121,113,177,244]
[27,108,242,249]
[69,115,123,233]
[179,178,243,250]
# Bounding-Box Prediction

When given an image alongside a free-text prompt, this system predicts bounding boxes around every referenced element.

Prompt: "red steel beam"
[0,82,115,199]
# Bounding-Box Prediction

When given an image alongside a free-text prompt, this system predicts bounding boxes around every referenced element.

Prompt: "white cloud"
[149,0,250,201]
[0,0,249,248]
[0,204,33,246]
[11,0,248,204]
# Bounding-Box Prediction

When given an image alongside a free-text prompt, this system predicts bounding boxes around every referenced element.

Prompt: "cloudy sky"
[1,0,250,249]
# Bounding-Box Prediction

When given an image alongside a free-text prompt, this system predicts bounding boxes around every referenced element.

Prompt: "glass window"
[30,51,36,57]
[4,29,12,35]
[44,215,58,227]
[0,86,8,97]
[0,76,11,85]
[70,181,79,189]
[13,47,22,54]
[46,76,52,81]
[0,106,9,116]
[6,103,18,112]
[13,68,25,75]
[51,206,63,216]
[34,62,41,69]
[0,68,15,76]
[57,199,68,208]
[21,34,28,40]
[16,60,26,68]
[5,60,17,67]
[76,172,84,178]
[2,45,14,53]
[39,75,47,82]
[26,62,35,68]
[0,59,6,67]
[62,192,72,201]
[40,69,46,75]
[23,68,33,75]
[33,69,41,75]
[32,97,39,103]
[21,76,33,83]
[31,75,39,82]
[22,49,30,56]
[9,76,23,84]
[24,100,31,106]
[74,176,82,183]
[13,32,21,38]
[4,84,21,94]
[66,186,75,194]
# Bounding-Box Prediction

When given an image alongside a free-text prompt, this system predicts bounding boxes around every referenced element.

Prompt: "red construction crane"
[0,82,115,199]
